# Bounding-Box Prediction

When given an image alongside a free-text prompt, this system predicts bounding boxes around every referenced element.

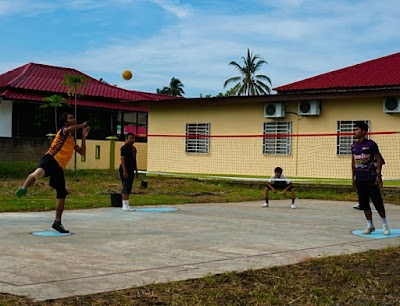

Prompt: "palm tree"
[62,74,87,172]
[223,49,272,96]
[40,94,69,133]
[157,77,185,97]
[62,74,88,122]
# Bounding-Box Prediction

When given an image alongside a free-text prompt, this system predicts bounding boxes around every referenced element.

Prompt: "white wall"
[0,100,12,137]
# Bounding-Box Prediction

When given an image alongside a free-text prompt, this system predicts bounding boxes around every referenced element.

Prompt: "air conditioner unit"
[383,97,400,113]
[264,103,285,118]
[298,100,321,116]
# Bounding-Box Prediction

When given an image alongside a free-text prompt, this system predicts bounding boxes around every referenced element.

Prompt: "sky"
[1,0,399,98]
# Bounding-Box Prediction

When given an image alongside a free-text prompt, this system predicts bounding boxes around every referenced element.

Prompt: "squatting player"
[16,113,90,233]
[352,121,390,235]
[263,167,296,209]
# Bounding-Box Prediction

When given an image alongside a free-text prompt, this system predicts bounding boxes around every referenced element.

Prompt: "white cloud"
[62,0,106,10]
[1,0,399,97]
[150,0,192,18]
[0,0,55,16]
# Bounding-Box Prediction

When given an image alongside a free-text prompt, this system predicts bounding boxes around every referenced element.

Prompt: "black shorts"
[355,179,384,211]
[266,183,293,191]
[38,154,68,199]
[119,169,135,194]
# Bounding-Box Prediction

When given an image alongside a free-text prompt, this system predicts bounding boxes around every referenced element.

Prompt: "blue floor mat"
[32,231,72,237]
[136,207,179,213]
[112,207,179,213]
[352,228,400,239]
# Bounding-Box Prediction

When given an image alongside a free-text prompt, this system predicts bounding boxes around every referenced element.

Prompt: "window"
[263,122,292,155]
[337,120,370,155]
[80,108,112,140]
[95,145,101,159]
[185,123,210,154]
[117,111,148,142]
[13,102,55,138]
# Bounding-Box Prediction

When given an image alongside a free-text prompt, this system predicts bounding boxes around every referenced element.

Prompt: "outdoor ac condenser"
[264,102,285,118]
[383,97,400,113]
[298,100,321,116]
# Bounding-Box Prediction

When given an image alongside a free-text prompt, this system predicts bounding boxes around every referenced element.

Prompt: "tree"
[62,74,88,172]
[40,94,69,132]
[62,74,88,122]
[157,77,185,97]
[223,49,272,96]
[199,88,236,98]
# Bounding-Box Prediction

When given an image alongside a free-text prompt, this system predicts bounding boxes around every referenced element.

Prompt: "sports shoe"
[262,203,269,208]
[15,187,27,197]
[52,222,70,234]
[383,224,390,236]
[291,204,296,209]
[362,226,375,235]
[122,205,136,211]
[353,204,361,210]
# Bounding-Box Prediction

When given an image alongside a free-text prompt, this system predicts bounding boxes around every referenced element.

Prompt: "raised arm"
[75,126,90,155]
[64,121,88,134]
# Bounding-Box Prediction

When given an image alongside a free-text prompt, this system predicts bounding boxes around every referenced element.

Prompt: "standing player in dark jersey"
[351,121,390,235]
[119,132,139,210]
[15,113,90,233]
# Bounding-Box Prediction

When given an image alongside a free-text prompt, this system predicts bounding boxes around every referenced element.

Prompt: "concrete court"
[1,199,400,301]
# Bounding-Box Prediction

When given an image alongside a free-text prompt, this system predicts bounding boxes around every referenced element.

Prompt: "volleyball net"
[144,131,400,183]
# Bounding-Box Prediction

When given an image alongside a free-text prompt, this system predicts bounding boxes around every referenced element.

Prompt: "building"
[0,63,176,169]
[140,52,400,180]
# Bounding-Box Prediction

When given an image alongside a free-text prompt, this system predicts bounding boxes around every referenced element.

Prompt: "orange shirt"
[46,127,78,170]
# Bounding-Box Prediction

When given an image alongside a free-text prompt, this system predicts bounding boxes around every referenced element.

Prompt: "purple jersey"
[351,139,380,181]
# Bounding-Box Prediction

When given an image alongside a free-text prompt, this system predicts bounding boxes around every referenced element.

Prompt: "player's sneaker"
[262,203,269,208]
[353,204,361,210]
[122,205,136,211]
[15,187,27,197]
[362,226,375,235]
[52,222,70,234]
[291,204,296,209]
[383,224,390,236]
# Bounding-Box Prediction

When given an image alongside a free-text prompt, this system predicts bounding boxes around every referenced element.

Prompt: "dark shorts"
[119,169,135,195]
[38,154,68,199]
[355,179,384,211]
[266,183,293,191]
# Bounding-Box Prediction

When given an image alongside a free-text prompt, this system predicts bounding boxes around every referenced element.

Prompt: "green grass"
[1,169,400,305]
[2,170,399,213]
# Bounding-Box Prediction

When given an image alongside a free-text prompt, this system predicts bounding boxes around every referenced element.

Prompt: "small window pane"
[95,145,101,159]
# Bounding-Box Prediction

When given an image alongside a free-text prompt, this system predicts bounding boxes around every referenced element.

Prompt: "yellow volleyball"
[122,70,133,80]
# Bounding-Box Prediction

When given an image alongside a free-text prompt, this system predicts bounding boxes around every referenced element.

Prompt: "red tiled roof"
[0,62,177,101]
[1,90,147,111]
[274,52,400,93]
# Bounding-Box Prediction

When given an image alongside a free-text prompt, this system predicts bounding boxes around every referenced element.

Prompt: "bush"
[0,161,37,179]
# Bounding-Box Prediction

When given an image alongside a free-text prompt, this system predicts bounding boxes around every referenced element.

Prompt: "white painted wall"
[0,100,12,137]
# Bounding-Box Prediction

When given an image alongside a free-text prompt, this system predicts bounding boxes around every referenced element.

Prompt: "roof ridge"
[6,63,32,87]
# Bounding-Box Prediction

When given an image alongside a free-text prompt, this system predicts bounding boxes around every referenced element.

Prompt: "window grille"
[185,123,210,154]
[263,122,292,155]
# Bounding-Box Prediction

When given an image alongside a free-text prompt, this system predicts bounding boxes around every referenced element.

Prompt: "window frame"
[185,123,210,154]
[263,121,292,155]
